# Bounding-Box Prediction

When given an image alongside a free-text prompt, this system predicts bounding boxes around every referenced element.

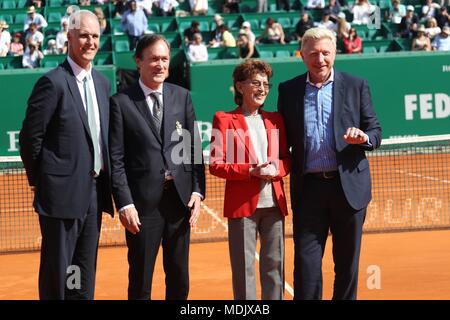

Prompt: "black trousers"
[293,174,366,300]
[126,180,191,300]
[38,179,102,300]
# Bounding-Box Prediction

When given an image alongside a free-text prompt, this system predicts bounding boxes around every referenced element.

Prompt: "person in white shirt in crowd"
[121,0,149,49]
[239,21,256,45]
[388,0,406,24]
[23,6,48,32]
[22,41,43,68]
[0,41,8,57]
[315,10,337,32]
[422,0,441,19]
[0,20,11,54]
[336,11,351,39]
[136,0,155,16]
[306,0,325,9]
[351,0,376,25]
[425,17,442,39]
[61,5,75,27]
[432,25,450,50]
[44,39,59,55]
[257,0,268,12]
[187,33,208,62]
[25,23,44,48]
[56,20,69,53]
[190,0,208,16]
[154,0,180,16]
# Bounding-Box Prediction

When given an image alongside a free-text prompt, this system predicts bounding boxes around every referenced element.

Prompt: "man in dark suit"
[19,10,113,300]
[277,28,382,300]
[109,34,206,300]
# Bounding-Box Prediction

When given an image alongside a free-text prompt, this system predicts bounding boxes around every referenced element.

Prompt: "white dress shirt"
[67,56,104,172]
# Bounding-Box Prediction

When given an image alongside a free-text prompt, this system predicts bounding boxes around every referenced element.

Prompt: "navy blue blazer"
[277,70,382,211]
[20,59,114,219]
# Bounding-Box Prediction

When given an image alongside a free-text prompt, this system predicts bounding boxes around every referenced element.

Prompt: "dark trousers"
[293,174,366,300]
[128,35,141,50]
[126,181,191,300]
[38,179,102,300]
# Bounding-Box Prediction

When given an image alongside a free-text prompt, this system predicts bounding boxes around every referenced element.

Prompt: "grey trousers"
[228,207,285,300]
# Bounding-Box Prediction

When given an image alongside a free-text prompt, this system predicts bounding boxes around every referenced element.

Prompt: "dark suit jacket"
[109,82,206,215]
[278,70,382,211]
[19,59,114,219]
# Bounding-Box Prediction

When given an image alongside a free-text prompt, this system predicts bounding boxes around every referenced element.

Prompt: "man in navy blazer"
[109,34,205,300]
[19,10,113,299]
[278,28,382,300]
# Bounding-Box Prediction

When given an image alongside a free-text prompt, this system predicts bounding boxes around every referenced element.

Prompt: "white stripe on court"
[201,203,295,298]
[395,170,450,184]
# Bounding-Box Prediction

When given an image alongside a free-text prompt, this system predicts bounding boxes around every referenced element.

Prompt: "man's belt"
[306,171,339,180]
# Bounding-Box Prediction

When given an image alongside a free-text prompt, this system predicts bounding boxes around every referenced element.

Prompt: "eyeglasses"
[246,80,272,90]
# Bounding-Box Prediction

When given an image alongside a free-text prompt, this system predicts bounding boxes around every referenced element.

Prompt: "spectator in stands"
[61,5,75,27]
[136,0,155,16]
[257,0,268,13]
[9,33,24,56]
[237,32,255,58]
[22,41,43,68]
[294,12,314,41]
[306,0,325,9]
[399,5,419,38]
[190,0,208,16]
[184,21,201,46]
[187,33,208,62]
[436,6,450,29]
[412,25,432,50]
[113,0,130,18]
[79,0,91,6]
[239,21,256,44]
[27,0,44,8]
[431,25,450,50]
[23,6,48,32]
[94,8,108,35]
[425,17,441,39]
[223,0,240,13]
[218,25,237,47]
[258,17,285,44]
[387,0,406,24]
[277,0,290,11]
[422,0,440,19]
[43,39,59,55]
[326,0,342,23]
[315,10,337,32]
[209,14,225,47]
[121,0,148,50]
[336,12,351,39]
[0,42,8,57]
[56,21,68,54]
[0,20,11,54]
[344,28,362,53]
[153,0,180,16]
[351,0,376,25]
[25,23,44,49]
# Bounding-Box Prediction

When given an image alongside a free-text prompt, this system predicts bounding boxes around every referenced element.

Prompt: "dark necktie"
[149,91,163,134]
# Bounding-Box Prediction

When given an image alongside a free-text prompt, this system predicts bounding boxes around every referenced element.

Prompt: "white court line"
[395,170,450,184]
[201,203,295,298]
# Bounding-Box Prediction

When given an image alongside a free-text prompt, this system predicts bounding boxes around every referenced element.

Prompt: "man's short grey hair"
[68,9,99,31]
[301,27,336,52]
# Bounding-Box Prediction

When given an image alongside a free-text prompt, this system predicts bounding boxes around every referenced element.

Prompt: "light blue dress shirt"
[121,9,148,37]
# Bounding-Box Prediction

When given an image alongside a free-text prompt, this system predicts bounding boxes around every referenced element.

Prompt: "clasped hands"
[250,162,279,181]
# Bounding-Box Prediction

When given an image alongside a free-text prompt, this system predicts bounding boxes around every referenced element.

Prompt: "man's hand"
[250,162,279,181]
[188,194,202,227]
[119,207,141,235]
[343,127,368,144]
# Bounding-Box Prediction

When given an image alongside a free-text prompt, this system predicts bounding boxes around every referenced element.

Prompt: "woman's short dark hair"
[134,34,171,60]
[232,59,273,106]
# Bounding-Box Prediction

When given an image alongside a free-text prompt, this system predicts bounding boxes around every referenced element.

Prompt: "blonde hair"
[301,27,336,51]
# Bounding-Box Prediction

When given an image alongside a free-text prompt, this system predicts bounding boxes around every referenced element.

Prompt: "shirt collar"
[306,68,334,88]
[139,78,163,97]
[67,55,92,83]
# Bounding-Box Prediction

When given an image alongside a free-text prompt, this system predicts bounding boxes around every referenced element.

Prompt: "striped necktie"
[149,91,163,134]
[83,75,101,176]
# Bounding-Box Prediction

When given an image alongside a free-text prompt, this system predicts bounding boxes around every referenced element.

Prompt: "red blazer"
[209,107,291,218]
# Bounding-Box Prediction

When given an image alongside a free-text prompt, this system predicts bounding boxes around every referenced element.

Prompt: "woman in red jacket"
[209,59,291,300]
[343,28,363,54]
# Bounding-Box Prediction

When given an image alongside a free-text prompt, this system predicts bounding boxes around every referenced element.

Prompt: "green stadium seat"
[222,50,238,59]
[275,50,290,57]
[269,4,278,12]
[115,40,130,52]
[49,0,64,7]
[379,45,389,52]
[208,51,219,60]
[199,21,209,32]
[0,15,14,25]
[17,0,27,7]
[278,17,291,28]
[226,20,240,31]
[2,0,16,9]
[292,17,300,26]
[148,22,159,33]
[249,19,260,31]
[161,21,172,32]
[113,24,124,35]
[258,50,273,58]
[378,0,390,9]
[364,46,377,53]
[48,12,62,23]
[179,21,191,32]
[15,13,27,24]
[43,60,59,68]
[0,63,4,70]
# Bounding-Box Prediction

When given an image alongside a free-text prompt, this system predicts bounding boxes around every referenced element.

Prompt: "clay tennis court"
[1,139,450,299]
